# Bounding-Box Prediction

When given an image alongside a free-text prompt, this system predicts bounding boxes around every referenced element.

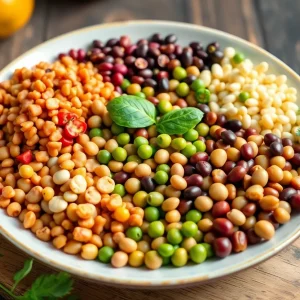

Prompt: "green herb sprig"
[107,96,203,134]
[0,258,74,300]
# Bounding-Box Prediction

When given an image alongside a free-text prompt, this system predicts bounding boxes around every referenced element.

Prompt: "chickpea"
[134,164,152,177]
[64,240,82,254]
[181,237,197,251]
[267,165,283,183]
[119,238,138,253]
[245,185,264,201]
[170,175,187,190]
[2,186,15,199]
[53,170,70,185]
[194,196,213,212]
[165,210,181,223]
[161,197,180,211]
[53,235,67,249]
[170,153,188,165]
[137,240,150,253]
[154,149,170,164]
[36,226,51,242]
[144,250,163,270]
[124,178,141,194]
[259,195,279,211]
[251,168,268,187]
[170,163,184,177]
[209,183,228,201]
[227,209,246,226]
[97,176,115,194]
[254,220,275,240]
[278,201,292,214]
[6,202,22,217]
[273,207,290,224]
[151,237,167,250]
[129,251,144,267]
[81,244,98,260]
[84,141,99,156]
[49,196,68,213]
[210,149,227,167]
[85,186,101,205]
[70,175,87,194]
[111,251,128,268]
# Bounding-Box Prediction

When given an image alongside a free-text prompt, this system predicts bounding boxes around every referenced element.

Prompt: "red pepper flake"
[60,137,74,147]
[63,119,87,139]
[16,150,33,164]
[57,112,78,126]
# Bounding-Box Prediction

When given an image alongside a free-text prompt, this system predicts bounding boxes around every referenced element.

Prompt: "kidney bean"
[270,141,283,156]
[205,140,216,154]
[279,187,297,201]
[190,152,209,165]
[240,143,255,160]
[113,172,129,184]
[222,161,236,174]
[196,161,212,177]
[183,186,202,200]
[183,165,196,176]
[227,166,247,183]
[283,161,292,171]
[177,200,193,215]
[215,128,227,140]
[290,193,300,210]
[221,130,236,146]
[282,138,293,146]
[236,160,249,172]
[244,128,257,139]
[231,231,247,253]
[246,229,263,245]
[157,77,169,92]
[213,218,234,237]
[291,153,300,166]
[241,203,257,217]
[141,176,156,193]
[213,237,232,258]
[264,187,279,197]
[186,174,203,187]
[264,133,280,146]
[204,112,217,126]
[197,104,210,114]
[224,120,242,132]
[216,114,227,127]
[212,201,230,218]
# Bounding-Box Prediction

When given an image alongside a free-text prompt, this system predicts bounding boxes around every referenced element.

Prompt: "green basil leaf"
[107,96,156,128]
[156,107,203,135]
[12,259,33,291]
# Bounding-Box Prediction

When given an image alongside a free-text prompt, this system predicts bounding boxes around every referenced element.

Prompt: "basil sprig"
[107,96,203,134]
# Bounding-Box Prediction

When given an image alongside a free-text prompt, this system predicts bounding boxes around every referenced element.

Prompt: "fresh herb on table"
[0,258,74,299]
[107,96,203,134]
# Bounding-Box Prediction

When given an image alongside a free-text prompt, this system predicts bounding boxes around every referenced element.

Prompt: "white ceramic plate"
[0,20,300,288]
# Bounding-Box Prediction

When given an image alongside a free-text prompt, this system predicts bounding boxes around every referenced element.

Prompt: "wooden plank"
[256,0,300,72]
[0,0,48,69]
[45,0,189,39]
[187,0,265,47]
[0,236,299,299]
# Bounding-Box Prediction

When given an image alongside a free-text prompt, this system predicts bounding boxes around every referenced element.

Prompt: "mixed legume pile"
[1,33,300,269]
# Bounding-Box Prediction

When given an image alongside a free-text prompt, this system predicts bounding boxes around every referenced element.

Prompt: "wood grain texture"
[0,0,300,299]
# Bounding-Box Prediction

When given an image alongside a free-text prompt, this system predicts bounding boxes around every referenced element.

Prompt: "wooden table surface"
[0,0,300,299]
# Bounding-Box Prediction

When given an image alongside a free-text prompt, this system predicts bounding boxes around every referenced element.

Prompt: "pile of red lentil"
[0,33,300,269]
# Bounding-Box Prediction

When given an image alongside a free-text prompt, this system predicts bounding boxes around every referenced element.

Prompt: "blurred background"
[0,0,299,72]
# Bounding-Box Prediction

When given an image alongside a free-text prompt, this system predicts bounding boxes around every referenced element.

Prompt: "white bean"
[63,191,78,202]
[49,196,68,213]
[211,64,224,79]
[70,175,87,194]
[53,170,70,185]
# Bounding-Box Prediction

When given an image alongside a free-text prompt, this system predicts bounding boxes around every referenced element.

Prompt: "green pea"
[167,228,183,245]
[112,147,127,162]
[202,243,214,258]
[117,133,130,146]
[158,243,175,258]
[144,206,160,222]
[126,227,143,242]
[127,155,142,164]
[146,192,164,207]
[183,129,199,141]
[176,82,190,97]
[196,123,209,137]
[181,144,197,158]
[120,78,131,91]
[194,230,204,243]
[158,99,173,114]
[193,140,206,152]
[97,150,111,164]
[134,136,149,148]
[239,91,250,102]
[156,164,170,174]
[153,170,169,185]
[195,88,210,104]
[232,52,245,64]
[137,144,153,159]
[171,137,187,151]
[148,221,165,238]
[111,123,125,135]
[191,79,205,91]
[189,244,207,264]
[89,128,102,139]
[181,221,198,238]
[157,134,172,148]
[171,248,188,267]
[133,191,148,208]
[135,92,146,98]
[172,66,187,81]
[98,246,114,263]
[113,184,126,197]
[186,210,202,223]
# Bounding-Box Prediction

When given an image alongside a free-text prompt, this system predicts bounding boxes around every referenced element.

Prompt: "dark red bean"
[190,152,209,164]
[77,49,86,62]
[134,58,148,70]
[68,49,78,60]
[222,161,236,174]
[93,40,104,49]
[150,33,164,44]
[134,128,148,139]
[282,138,293,146]
[215,128,227,140]
[138,69,153,79]
[270,141,283,156]
[177,200,193,215]
[98,62,113,71]
[165,34,177,44]
[247,159,255,170]
[111,46,124,58]
[192,57,204,69]
[279,188,297,201]
[157,78,169,92]
[102,47,112,55]
[215,140,230,150]
[125,45,137,56]
[183,165,196,176]
[102,76,111,83]
[147,96,159,105]
[137,38,148,46]
[183,186,202,200]
[211,50,224,64]
[183,75,197,85]
[115,86,122,94]
[213,218,234,237]
[167,59,181,70]
[224,120,242,132]
[119,35,131,48]
[205,140,216,154]
[227,166,247,183]
[136,44,148,57]
[235,130,244,137]
[244,128,257,139]
[161,44,175,55]
[213,237,232,258]
[186,174,203,186]
[236,160,249,172]
[197,104,210,114]
[106,38,119,47]
[290,193,300,210]
[113,172,129,184]
[189,41,203,51]
[212,201,230,218]
[216,114,227,127]
[247,229,263,245]
[141,176,156,193]
[124,56,136,66]
[283,161,292,171]
[258,211,279,229]
[157,71,169,80]
[157,54,170,68]
[204,112,217,126]
[196,50,208,60]
[291,153,300,166]
[111,73,124,86]
[176,99,188,108]
[196,161,212,177]
[221,130,236,145]
[240,144,255,160]
[264,133,280,146]
[144,79,157,88]
[181,51,193,67]
[231,231,247,253]
[148,46,161,57]
[241,203,257,217]
[131,76,144,85]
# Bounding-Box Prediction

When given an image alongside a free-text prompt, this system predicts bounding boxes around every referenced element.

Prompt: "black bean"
[113,172,129,184]
[197,104,210,114]
[174,45,183,56]
[224,120,242,132]
[216,114,227,127]
[124,56,136,66]
[146,57,156,69]
[93,40,104,49]
[150,33,164,44]
[206,42,220,53]
[141,176,156,193]
[293,144,300,154]
[221,130,236,146]
[138,69,153,78]
[196,50,208,60]
[291,153,300,166]
[264,133,280,146]
[192,57,204,69]
[136,44,148,57]
[196,161,212,177]
[270,141,283,156]
[183,165,196,176]
[211,50,224,63]
[143,78,157,88]
[189,42,203,52]
[282,138,293,146]
[279,187,297,201]
[164,34,177,44]
[184,186,202,200]
[106,38,119,47]
[183,75,197,85]
[181,51,193,67]
[157,78,169,92]
[148,47,161,57]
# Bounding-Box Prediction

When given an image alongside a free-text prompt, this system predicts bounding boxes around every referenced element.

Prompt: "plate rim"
[0,20,300,288]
